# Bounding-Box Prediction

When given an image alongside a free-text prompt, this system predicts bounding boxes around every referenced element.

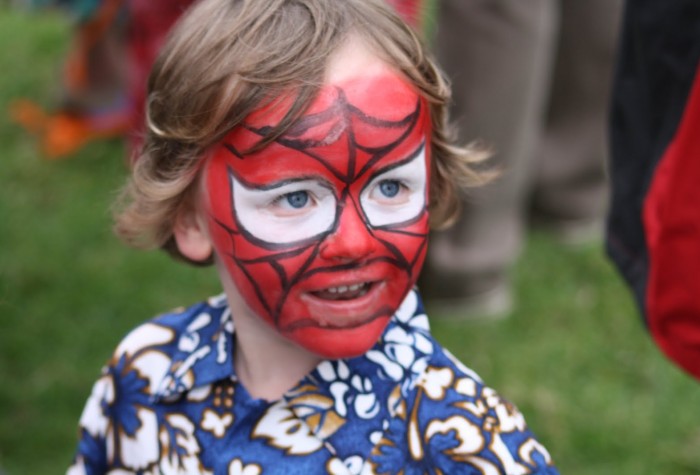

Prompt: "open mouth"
[310,281,374,301]
[287,279,393,331]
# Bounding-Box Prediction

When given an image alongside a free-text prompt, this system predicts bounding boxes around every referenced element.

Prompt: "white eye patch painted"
[360,145,427,227]
[230,174,337,245]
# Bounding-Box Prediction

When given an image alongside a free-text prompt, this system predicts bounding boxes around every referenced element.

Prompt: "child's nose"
[320,199,377,262]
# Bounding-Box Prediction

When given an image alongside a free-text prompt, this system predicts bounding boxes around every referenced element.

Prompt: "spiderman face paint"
[205,73,430,358]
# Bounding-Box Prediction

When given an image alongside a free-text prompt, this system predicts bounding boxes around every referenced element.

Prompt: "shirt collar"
[153,289,433,403]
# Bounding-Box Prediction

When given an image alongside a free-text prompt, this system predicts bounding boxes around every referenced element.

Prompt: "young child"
[68,0,559,473]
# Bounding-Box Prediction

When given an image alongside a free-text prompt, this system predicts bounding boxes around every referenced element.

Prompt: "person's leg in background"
[530,0,623,243]
[421,0,558,317]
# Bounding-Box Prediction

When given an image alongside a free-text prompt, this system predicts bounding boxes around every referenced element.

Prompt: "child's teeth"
[326,283,366,294]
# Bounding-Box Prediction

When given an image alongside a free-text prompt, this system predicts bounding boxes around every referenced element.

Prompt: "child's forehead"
[211,70,429,187]
[219,38,427,163]
[245,72,420,128]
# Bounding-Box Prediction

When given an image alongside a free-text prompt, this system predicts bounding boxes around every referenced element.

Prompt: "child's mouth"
[311,282,372,301]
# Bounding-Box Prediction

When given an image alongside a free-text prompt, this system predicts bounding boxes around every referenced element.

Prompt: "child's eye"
[378,179,401,198]
[270,190,315,215]
[369,179,409,204]
[282,190,310,209]
[230,174,337,245]
[359,144,427,227]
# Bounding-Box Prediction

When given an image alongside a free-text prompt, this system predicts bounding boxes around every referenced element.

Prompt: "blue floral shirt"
[68,290,559,474]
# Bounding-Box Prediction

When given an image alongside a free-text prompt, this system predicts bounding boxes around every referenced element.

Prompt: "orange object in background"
[10,0,129,159]
[11,0,429,160]
[9,99,130,159]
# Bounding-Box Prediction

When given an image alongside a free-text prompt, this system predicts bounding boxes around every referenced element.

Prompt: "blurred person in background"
[10,0,132,158]
[10,0,204,160]
[10,0,429,160]
[420,0,624,319]
[607,0,700,380]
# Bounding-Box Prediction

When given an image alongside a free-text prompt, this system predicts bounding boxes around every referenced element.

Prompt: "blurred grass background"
[1,7,700,475]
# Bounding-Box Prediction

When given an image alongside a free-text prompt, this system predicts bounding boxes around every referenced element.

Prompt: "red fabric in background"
[643,62,700,379]
[125,0,196,157]
[385,0,423,28]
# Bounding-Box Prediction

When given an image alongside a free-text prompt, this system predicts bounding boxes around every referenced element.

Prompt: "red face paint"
[205,73,430,358]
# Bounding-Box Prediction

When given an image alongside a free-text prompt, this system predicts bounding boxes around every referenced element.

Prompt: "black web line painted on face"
[215,91,429,326]
[225,141,427,251]
[244,89,422,184]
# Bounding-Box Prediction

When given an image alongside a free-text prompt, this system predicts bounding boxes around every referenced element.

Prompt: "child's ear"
[173,207,213,263]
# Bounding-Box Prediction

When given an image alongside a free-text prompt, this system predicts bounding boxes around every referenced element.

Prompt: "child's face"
[204,65,430,358]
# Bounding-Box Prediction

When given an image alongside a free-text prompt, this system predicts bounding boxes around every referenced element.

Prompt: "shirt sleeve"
[67,367,111,475]
[412,347,559,474]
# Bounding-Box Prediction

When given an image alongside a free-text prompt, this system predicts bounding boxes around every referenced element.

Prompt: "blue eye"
[378,180,401,198]
[285,190,309,208]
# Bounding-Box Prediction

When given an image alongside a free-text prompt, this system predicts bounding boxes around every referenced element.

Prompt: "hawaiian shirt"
[67,289,559,474]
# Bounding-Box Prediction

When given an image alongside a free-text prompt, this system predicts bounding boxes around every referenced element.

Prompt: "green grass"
[433,235,700,474]
[1,8,700,475]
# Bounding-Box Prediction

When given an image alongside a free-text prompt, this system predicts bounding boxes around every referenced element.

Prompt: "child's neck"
[234,330,321,402]
[218,268,322,401]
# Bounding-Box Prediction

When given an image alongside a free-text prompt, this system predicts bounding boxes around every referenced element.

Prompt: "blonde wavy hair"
[114,0,489,265]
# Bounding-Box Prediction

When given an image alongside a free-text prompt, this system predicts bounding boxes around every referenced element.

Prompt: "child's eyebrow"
[358,140,426,180]
[227,166,334,191]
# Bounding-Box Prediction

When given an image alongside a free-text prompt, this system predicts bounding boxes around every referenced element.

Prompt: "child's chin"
[292,316,391,360]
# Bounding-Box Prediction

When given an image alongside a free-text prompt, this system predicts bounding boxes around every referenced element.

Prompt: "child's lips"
[284,280,393,331]
[302,279,385,309]
[278,261,404,331]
